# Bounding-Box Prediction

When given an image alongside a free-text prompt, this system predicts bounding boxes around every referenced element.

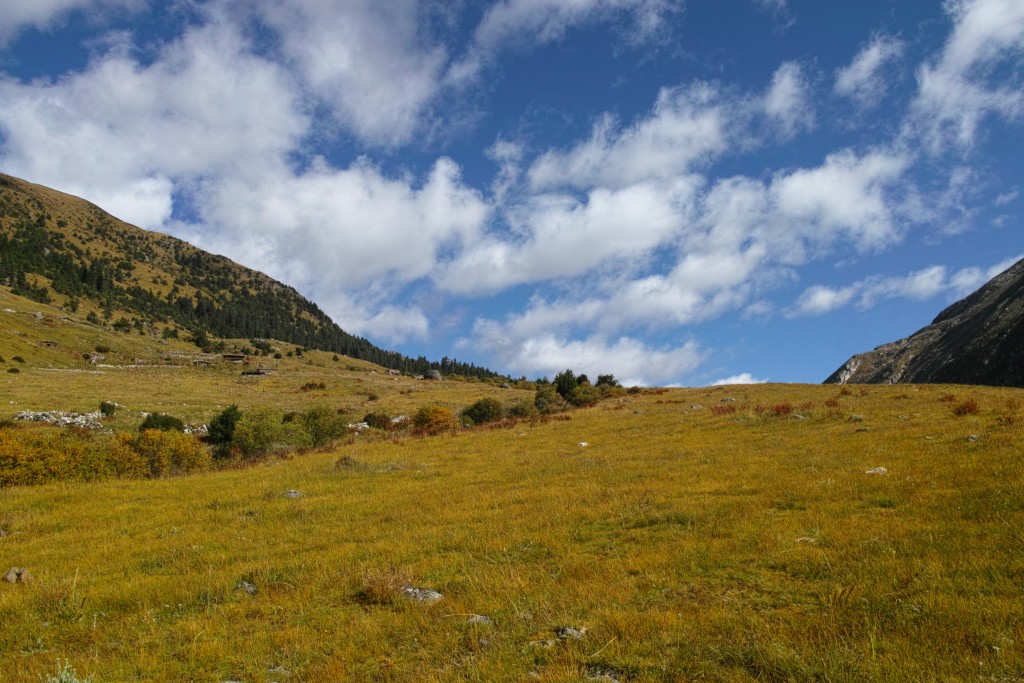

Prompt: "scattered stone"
[720,397,736,403]
[793,414,808,420]
[467,614,492,625]
[849,415,864,422]
[402,586,443,603]
[578,442,589,448]
[690,404,702,410]
[426,369,443,381]
[281,490,303,499]
[795,537,817,544]
[15,410,104,429]
[390,415,409,424]
[967,434,980,442]
[500,383,512,389]
[4,567,33,584]
[236,580,257,596]
[586,665,621,682]
[0,530,9,539]
[528,639,557,648]
[555,625,588,641]
[349,422,370,431]
[865,467,888,475]
[898,415,909,420]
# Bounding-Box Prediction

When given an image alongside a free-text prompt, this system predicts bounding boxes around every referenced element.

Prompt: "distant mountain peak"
[824,257,1024,387]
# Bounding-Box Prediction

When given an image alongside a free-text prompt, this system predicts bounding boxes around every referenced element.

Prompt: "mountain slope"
[824,257,1024,386]
[0,173,498,378]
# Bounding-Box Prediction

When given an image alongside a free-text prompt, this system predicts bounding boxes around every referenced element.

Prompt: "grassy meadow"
[3,289,1024,681]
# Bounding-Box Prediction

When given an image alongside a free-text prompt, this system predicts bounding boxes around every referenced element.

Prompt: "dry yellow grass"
[1,379,1023,681]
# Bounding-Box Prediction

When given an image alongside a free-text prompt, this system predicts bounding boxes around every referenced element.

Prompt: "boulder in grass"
[3,567,32,584]
[402,586,443,603]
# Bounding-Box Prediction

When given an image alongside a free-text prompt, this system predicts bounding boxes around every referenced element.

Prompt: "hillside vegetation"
[2,288,1022,680]
[0,172,498,379]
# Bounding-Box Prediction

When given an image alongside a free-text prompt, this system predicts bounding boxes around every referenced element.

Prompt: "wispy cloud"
[908,0,1024,153]
[710,373,768,386]
[788,256,1023,318]
[834,34,904,109]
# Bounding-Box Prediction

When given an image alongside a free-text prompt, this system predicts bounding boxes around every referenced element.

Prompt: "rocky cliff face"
[824,257,1024,387]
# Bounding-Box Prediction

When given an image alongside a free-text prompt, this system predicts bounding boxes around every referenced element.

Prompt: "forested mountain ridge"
[0,172,499,378]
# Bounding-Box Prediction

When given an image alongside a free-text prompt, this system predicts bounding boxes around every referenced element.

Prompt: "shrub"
[12,355,25,363]
[711,404,737,416]
[301,405,346,447]
[568,383,601,407]
[139,413,185,432]
[838,386,852,396]
[824,397,841,408]
[94,345,110,354]
[130,429,212,477]
[363,411,392,430]
[208,404,242,446]
[462,397,506,425]
[232,406,286,458]
[535,385,567,414]
[507,399,539,419]
[412,405,460,435]
[99,401,117,417]
[773,403,793,416]
[0,429,154,486]
[7,367,19,374]
[952,399,981,416]
[553,369,578,399]
[598,383,626,399]
[301,381,327,391]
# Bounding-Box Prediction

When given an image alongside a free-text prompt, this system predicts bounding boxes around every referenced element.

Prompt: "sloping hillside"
[825,257,1024,386]
[0,173,496,378]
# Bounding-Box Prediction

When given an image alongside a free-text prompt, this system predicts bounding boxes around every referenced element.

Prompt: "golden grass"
[1,382,1023,681]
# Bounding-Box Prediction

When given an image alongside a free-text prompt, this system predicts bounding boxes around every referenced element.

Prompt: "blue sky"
[1,0,1022,386]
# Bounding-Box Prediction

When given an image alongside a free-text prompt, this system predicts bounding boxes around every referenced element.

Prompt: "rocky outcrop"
[825,257,1024,387]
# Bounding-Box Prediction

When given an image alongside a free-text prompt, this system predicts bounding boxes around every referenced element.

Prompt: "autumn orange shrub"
[124,429,212,476]
[0,426,209,487]
[411,405,461,435]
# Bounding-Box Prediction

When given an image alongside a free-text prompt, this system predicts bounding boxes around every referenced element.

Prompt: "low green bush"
[363,411,392,430]
[139,413,185,432]
[461,397,506,425]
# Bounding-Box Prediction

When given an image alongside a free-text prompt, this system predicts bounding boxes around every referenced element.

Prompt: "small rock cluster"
[401,586,443,603]
[4,567,32,584]
[15,410,104,429]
